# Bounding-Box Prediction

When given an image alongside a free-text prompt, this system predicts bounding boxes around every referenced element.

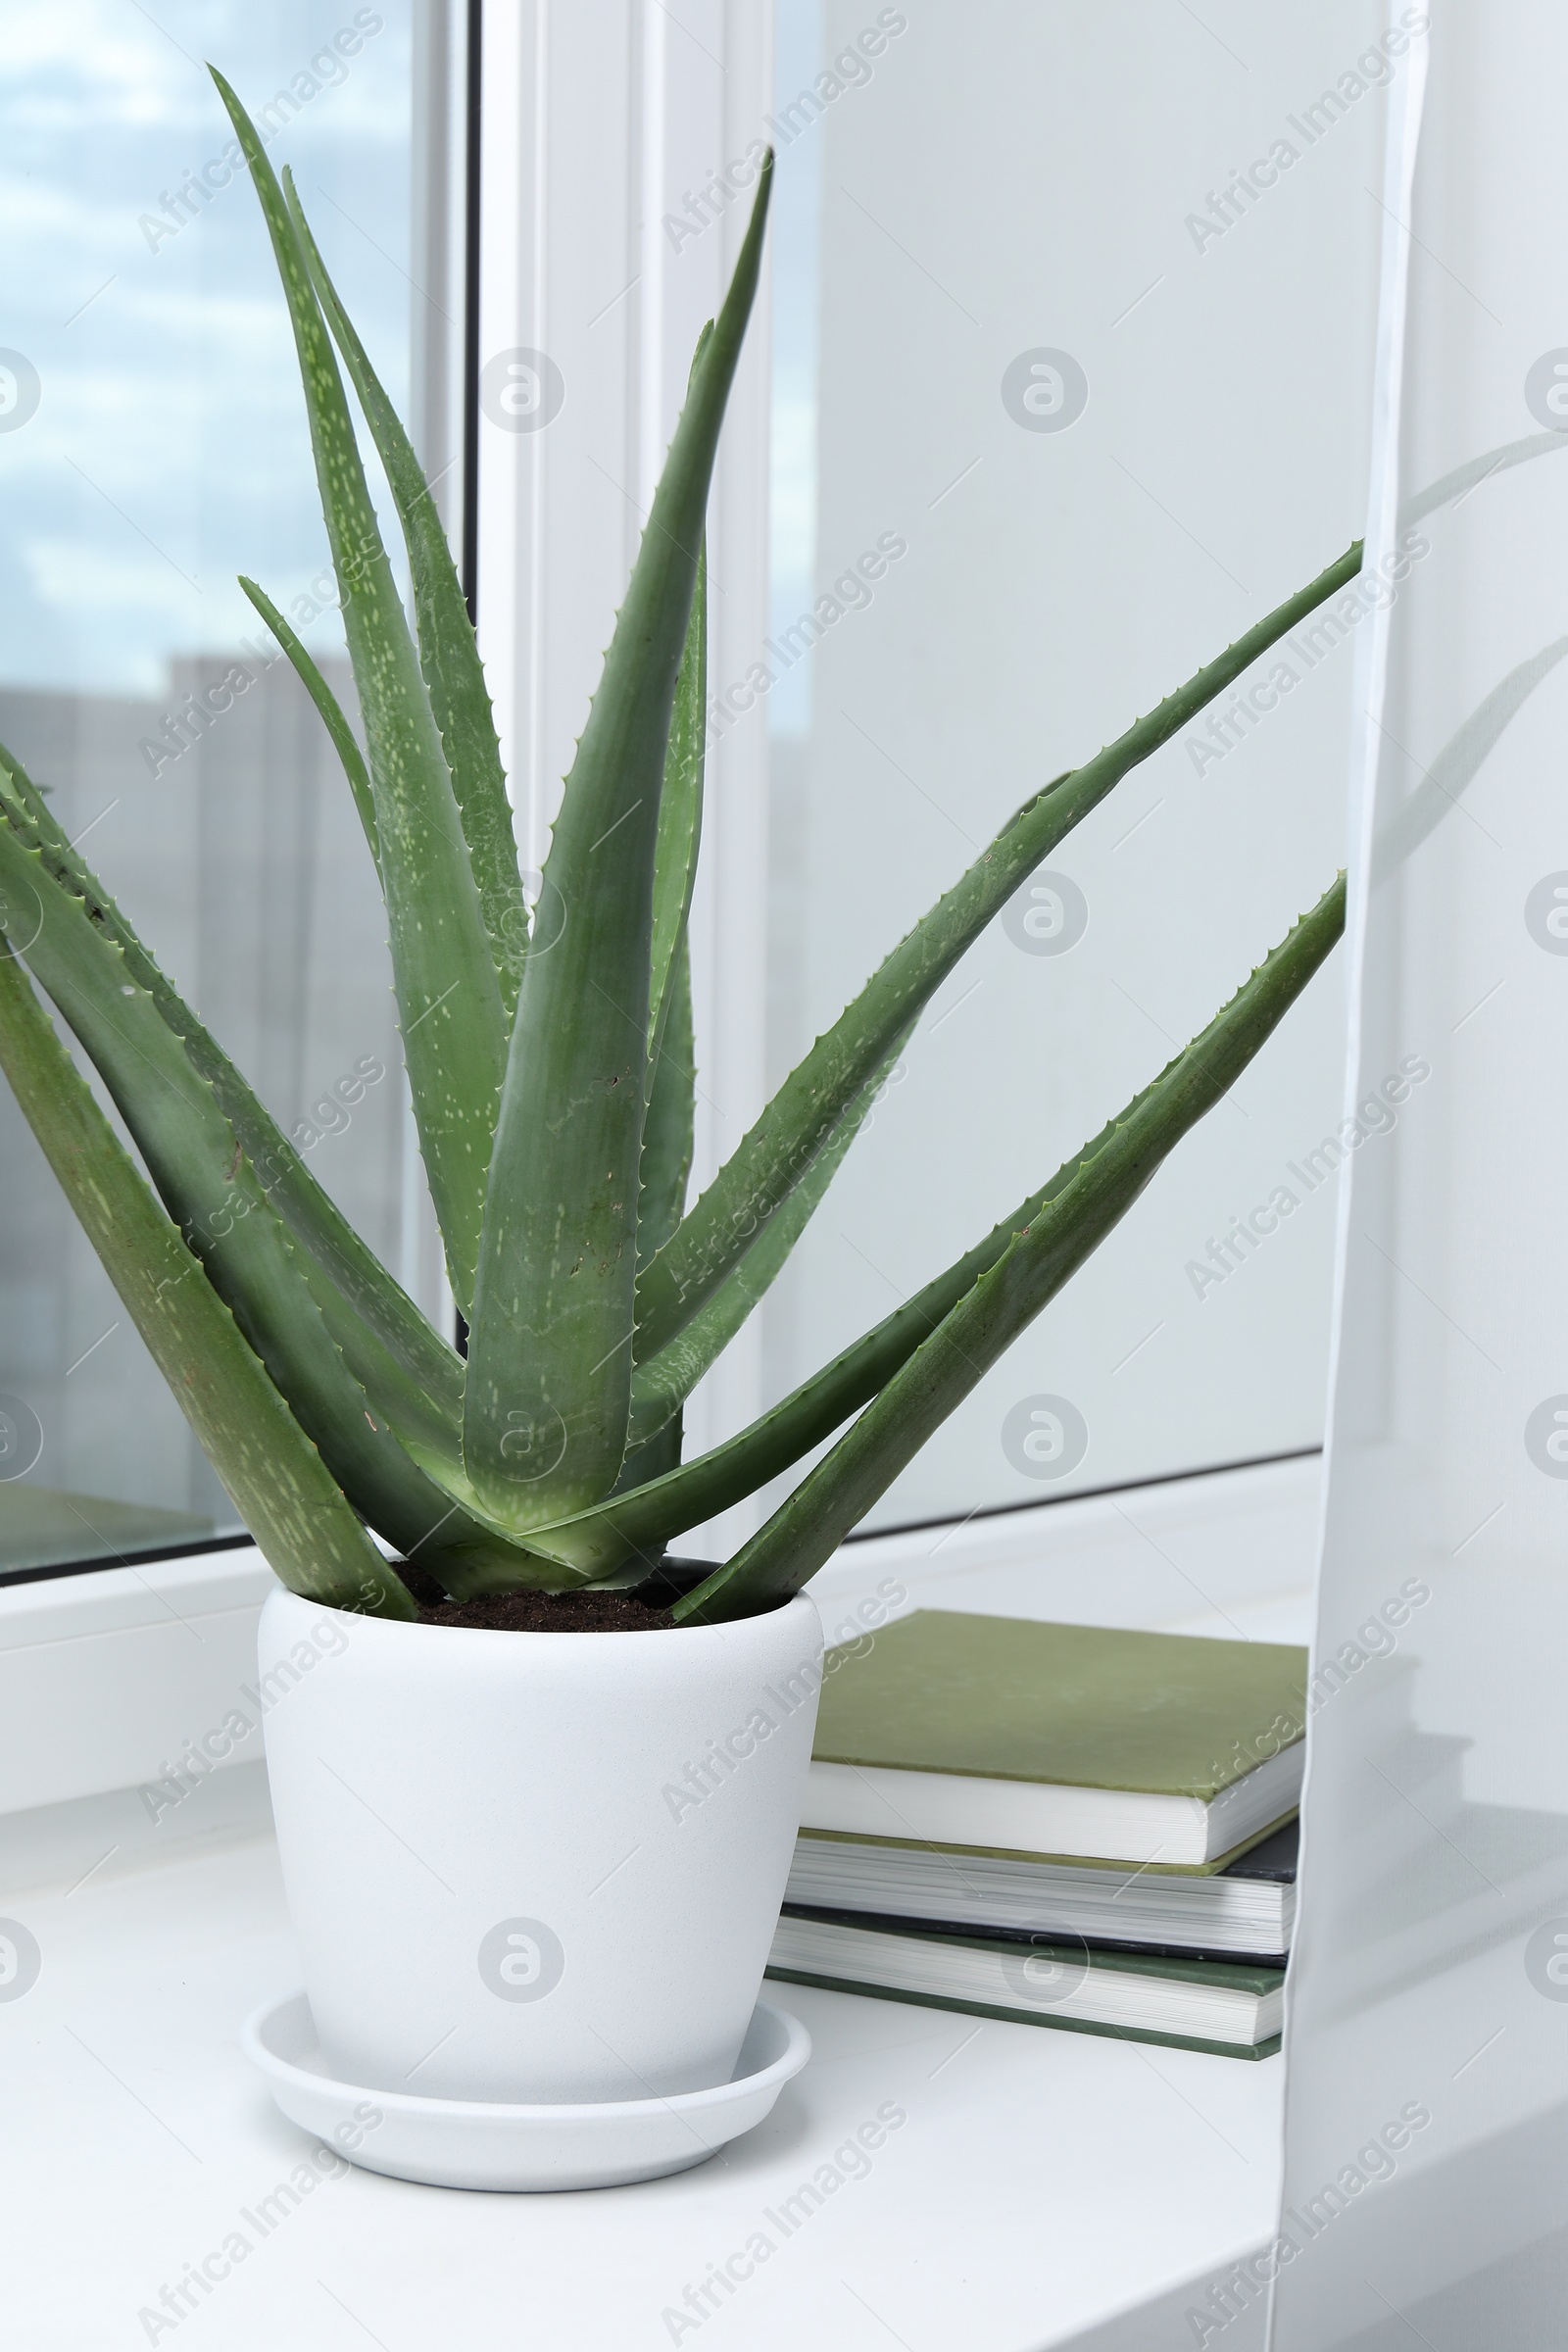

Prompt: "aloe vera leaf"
[285,176,525,1017]
[630,530,706,1293]
[619,946,696,1489]
[0,742,462,1424]
[0,813,518,1588]
[0,944,413,1617]
[212,70,506,1313]
[237,575,380,877]
[510,1065,1164,1581]
[612,1402,685,1497]
[633,477,709,1299]
[632,542,1364,1360]
[287,1241,459,1463]
[636,935,695,1280]
[394,1441,605,1597]
[648,540,707,1078]
[616,946,696,1489]
[462,161,773,1525]
[627,1020,913,1449]
[676,876,1347,1620]
[646,330,712,1071]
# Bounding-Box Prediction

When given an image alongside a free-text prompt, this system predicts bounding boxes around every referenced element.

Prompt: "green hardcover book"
[766,1909,1284,2060]
[805,1611,1306,1868]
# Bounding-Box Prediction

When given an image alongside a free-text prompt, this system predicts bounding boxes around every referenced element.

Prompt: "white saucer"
[241,1990,811,2192]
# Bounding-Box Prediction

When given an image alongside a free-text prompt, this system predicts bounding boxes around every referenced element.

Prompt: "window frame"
[5,2,1326,1742]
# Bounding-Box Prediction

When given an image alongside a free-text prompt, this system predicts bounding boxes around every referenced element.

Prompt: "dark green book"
[806,1610,1306,1867]
[767,1908,1284,2059]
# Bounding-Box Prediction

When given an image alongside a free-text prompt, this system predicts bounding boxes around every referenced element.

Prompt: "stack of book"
[766,1609,1305,2060]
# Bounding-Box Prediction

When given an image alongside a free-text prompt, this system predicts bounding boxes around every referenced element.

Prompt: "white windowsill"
[1,1455,1315,2349]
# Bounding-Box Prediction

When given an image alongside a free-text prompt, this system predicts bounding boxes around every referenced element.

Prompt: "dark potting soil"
[416,1587,677,1634]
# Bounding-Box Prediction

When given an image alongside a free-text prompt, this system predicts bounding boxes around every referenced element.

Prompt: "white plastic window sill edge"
[0,1453,1320,1860]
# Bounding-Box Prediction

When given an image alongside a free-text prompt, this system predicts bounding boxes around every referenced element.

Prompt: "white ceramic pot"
[257,1585,822,2107]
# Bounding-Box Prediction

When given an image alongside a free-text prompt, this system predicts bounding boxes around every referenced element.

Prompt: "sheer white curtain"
[1265,6,1568,2344]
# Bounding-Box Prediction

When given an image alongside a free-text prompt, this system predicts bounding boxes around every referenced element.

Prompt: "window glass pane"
[764,0,1382,1529]
[0,2,435,1577]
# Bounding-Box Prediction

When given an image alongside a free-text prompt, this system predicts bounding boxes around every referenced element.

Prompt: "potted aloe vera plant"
[0,75,1356,2180]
